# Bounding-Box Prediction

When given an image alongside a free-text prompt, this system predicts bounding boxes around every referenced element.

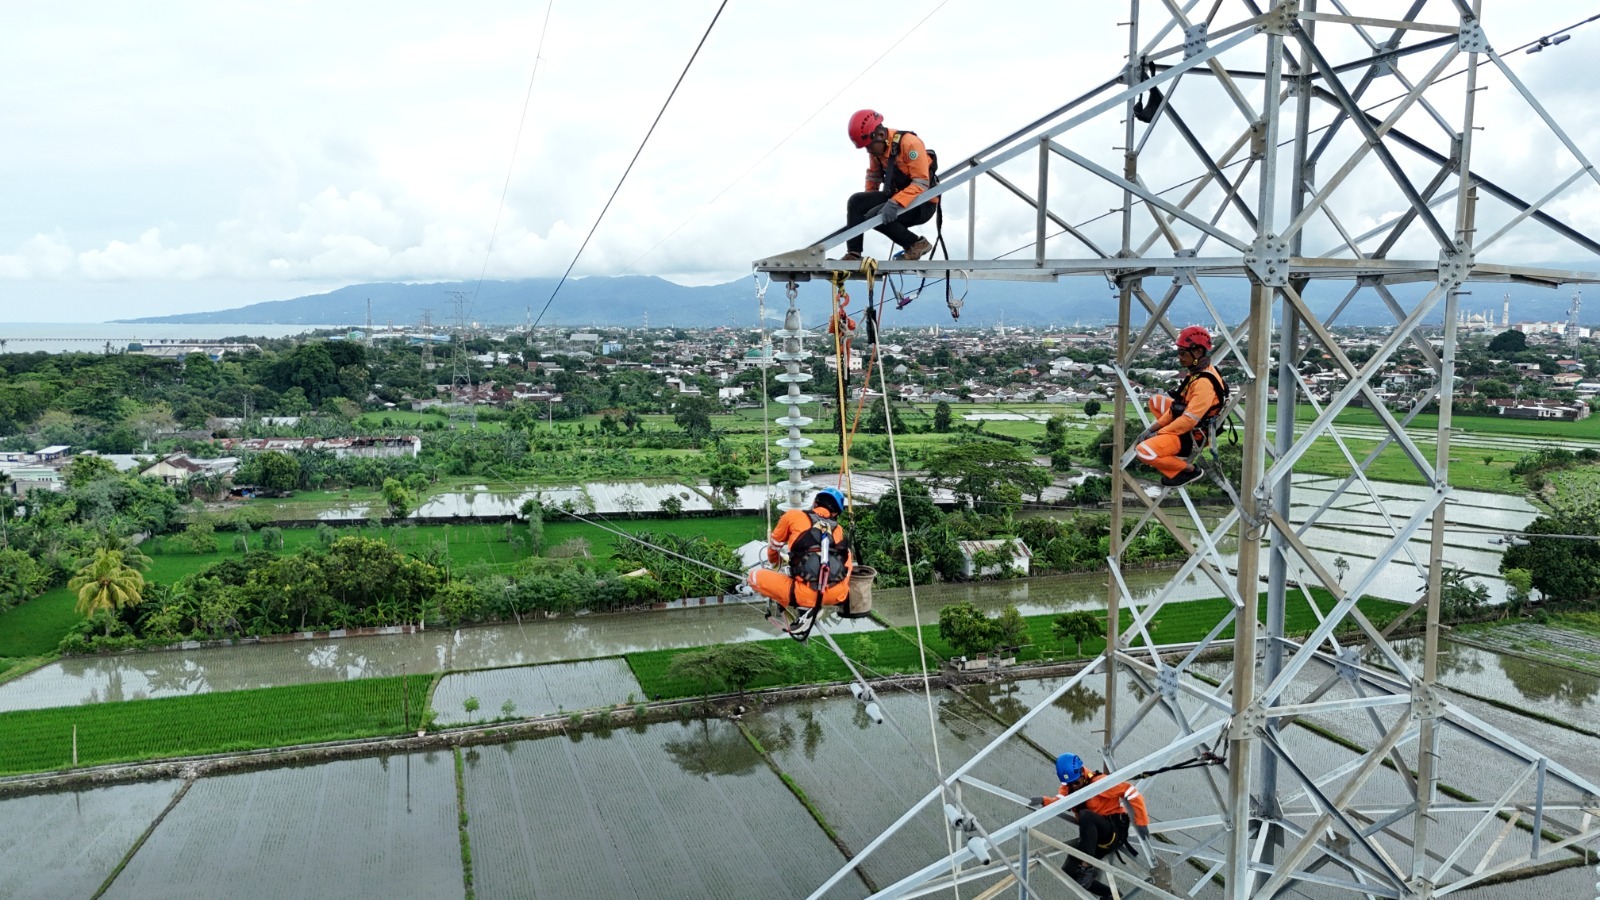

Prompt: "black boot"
[1062,860,1112,897]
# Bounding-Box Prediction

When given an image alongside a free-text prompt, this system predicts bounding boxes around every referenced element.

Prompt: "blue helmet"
[816,487,846,512]
[1056,753,1084,784]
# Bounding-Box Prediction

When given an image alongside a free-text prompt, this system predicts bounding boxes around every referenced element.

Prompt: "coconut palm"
[87,524,153,571]
[68,549,146,635]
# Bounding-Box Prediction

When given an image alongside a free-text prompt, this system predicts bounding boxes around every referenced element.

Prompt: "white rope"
[871,297,961,890]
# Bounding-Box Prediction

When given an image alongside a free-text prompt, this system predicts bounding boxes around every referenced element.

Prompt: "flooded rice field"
[0,605,813,713]
[431,659,644,726]
[0,779,179,899]
[100,754,461,900]
[460,721,860,899]
[0,661,1592,899]
[1390,637,1600,723]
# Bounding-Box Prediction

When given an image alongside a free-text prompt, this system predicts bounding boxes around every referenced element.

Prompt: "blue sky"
[1,1,1597,322]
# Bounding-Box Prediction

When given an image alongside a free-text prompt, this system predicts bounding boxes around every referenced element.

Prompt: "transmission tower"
[758,3,1600,898]
[417,308,435,378]
[447,291,477,429]
[364,298,373,347]
[1566,288,1581,346]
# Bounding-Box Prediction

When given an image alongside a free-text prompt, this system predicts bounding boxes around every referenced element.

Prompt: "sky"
[2,1,1599,323]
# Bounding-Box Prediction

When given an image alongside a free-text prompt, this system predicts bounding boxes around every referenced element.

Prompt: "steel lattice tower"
[756,2,1600,897]
[447,290,477,430]
[417,308,435,377]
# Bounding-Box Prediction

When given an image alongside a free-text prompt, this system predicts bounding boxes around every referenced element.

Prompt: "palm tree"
[78,528,152,573]
[68,549,146,635]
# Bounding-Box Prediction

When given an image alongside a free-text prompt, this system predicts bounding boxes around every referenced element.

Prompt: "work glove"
[767,548,783,566]
[1135,426,1157,444]
[1027,796,1045,809]
[1136,824,1151,842]
[881,202,903,224]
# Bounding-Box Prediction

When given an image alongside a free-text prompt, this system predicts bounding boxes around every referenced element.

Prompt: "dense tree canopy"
[923,440,1051,511]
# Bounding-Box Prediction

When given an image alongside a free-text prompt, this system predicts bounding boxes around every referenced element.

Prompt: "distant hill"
[114,269,1600,329]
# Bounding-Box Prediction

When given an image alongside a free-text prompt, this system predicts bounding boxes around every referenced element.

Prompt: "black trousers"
[1075,810,1127,860]
[846,190,936,253]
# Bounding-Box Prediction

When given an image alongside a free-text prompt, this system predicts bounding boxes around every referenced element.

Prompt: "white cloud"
[1,0,1599,321]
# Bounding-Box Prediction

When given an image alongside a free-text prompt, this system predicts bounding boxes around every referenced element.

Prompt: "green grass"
[143,522,548,582]
[0,589,83,657]
[0,675,431,775]
[1289,403,1600,442]
[354,408,507,433]
[626,589,1407,700]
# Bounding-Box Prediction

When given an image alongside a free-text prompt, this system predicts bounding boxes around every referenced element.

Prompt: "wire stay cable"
[618,0,955,275]
[473,1,557,307]
[532,0,730,328]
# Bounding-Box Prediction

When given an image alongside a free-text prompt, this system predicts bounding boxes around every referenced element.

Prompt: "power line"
[472,1,557,308]
[617,0,956,275]
[532,0,729,330]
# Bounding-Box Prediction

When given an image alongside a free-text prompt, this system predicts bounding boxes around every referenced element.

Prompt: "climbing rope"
[869,307,961,890]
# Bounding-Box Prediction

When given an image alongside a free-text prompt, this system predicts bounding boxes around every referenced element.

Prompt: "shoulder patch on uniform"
[907,150,919,160]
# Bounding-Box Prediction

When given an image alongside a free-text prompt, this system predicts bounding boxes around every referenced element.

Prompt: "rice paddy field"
[626,591,1407,701]
[100,754,462,900]
[0,668,1594,898]
[431,659,644,726]
[0,676,429,775]
[0,779,181,900]
[458,721,864,899]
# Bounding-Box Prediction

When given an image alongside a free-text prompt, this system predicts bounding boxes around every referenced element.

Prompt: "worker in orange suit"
[746,487,852,610]
[842,109,937,262]
[1029,752,1151,897]
[1134,325,1226,488]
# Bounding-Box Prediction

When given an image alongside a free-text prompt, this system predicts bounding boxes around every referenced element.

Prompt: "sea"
[0,323,328,355]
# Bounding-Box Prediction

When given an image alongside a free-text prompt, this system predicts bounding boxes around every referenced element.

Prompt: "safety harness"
[785,511,849,642]
[1168,366,1236,462]
[1079,750,1225,863]
[882,132,961,320]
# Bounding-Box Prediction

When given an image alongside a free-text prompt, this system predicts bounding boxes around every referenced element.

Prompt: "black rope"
[1130,749,1226,781]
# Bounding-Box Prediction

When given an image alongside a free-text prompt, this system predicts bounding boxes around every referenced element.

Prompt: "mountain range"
[115,270,1600,330]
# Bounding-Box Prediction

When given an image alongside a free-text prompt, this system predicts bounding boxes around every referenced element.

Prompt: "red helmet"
[1177,325,1213,352]
[848,109,884,148]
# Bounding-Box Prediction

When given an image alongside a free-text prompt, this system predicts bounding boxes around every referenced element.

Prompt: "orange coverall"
[746,505,852,609]
[1043,770,1150,861]
[1134,364,1223,479]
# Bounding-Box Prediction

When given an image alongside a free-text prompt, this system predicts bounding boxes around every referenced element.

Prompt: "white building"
[141,454,240,486]
[957,539,1032,579]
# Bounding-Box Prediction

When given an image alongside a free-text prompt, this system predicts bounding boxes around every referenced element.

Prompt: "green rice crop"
[626,631,932,700]
[0,676,430,775]
[628,590,1406,700]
